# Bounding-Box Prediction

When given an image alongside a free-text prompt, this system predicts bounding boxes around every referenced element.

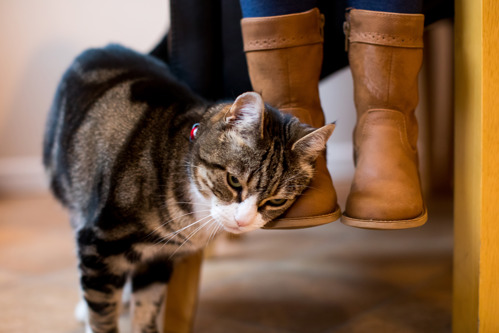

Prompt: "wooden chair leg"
[163,250,204,333]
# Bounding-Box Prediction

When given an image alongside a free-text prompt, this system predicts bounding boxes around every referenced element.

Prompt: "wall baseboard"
[0,145,354,196]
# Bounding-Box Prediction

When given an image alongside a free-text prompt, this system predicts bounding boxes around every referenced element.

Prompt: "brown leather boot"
[342,9,427,229]
[241,8,341,229]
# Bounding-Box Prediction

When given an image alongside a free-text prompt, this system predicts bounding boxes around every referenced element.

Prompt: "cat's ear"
[292,123,336,160]
[225,92,265,138]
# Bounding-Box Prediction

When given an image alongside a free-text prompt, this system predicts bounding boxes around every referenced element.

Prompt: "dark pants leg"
[239,0,318,17]
[347,0,423,14]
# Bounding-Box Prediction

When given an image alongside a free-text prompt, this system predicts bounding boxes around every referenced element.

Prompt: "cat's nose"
[235,196,258,228]
[235,215,253,227]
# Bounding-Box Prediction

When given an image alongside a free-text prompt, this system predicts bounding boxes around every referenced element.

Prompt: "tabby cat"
[43,44,335,333]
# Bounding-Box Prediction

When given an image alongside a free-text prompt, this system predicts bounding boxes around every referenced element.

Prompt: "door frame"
[453,0,499,331]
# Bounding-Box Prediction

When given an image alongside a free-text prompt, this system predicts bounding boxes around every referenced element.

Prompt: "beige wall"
[0,0,168,192]
[0,0,359,194]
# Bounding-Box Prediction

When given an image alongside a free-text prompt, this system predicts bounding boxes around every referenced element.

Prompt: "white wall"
[0,0,356,194]
[320,68,356,181]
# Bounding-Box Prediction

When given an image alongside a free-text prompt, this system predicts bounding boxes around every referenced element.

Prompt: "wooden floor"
[0,175,452,333]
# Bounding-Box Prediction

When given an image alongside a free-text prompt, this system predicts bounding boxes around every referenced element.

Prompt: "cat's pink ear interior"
[225,92,265,138]
[291,123,336,160]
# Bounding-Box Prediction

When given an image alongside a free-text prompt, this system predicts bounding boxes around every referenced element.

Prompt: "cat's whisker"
[156,198,213,210]
[204,221,218,247]
[168,218,215,259]
[144,209,212,242]
[158,214,214,247]
[206,219,224,246]
[215,222,225,239]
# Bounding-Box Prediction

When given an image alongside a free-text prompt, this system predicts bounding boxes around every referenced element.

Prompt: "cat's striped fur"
[43,44,334,333]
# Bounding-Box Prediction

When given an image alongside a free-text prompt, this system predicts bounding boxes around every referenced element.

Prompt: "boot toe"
[343,186,427,229]
[263,156,341,229]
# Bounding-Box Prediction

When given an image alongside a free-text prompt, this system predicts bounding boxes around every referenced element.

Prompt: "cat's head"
[190,92,335,234]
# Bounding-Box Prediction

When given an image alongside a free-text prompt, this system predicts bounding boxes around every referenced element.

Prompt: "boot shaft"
[241,8,325,127]
[346,9,424,151]
[346,10,424,118]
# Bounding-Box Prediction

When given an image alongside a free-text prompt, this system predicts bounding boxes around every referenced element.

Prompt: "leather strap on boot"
[345,10,424,50]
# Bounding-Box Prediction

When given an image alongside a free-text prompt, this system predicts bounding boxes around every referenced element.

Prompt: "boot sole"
[340,206,428,230]
[262,205,342,230]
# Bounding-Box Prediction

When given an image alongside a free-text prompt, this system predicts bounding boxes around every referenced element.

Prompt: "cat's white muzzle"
[211,196,265,234]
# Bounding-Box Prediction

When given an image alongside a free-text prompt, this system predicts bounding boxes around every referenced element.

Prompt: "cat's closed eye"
[226,173,288,207]
[227,173,242,190]
[267,198,288,207]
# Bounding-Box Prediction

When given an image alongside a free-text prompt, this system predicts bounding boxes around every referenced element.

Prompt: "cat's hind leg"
[78,257,128,333]
[131,260,173,333]
[76,233,129,333]
[75,278,132,325]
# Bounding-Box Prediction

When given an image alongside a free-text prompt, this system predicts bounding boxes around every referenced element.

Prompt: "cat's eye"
[268,198,288,207]
[227,174,242,189]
